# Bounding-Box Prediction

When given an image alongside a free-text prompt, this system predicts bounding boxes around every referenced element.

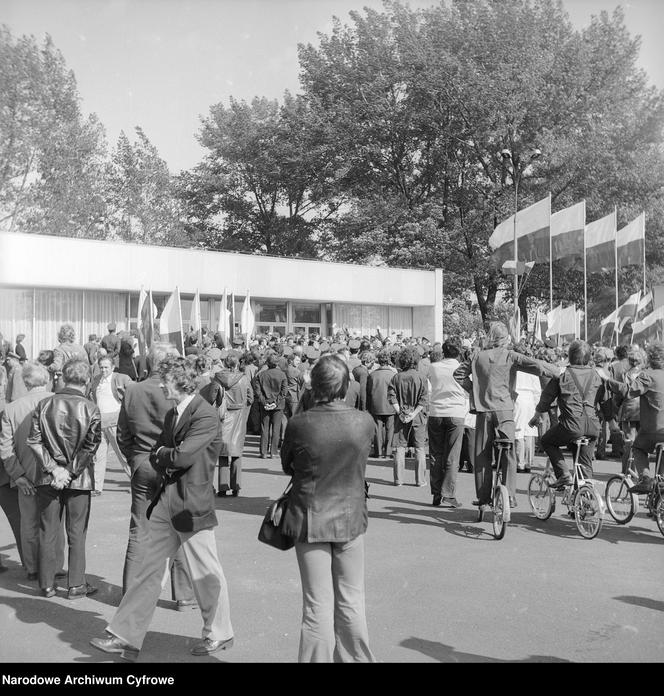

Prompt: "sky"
[4,0,664,174]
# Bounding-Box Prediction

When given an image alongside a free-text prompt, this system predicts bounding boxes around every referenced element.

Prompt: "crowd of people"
[0,318,662,663]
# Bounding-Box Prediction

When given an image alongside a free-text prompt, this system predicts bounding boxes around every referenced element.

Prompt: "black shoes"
[231,489,239,497]
[190,636,234,656]
[68,583,98,600]
[217,490,227,497]
[548,475,572,489]
[42,586,56,598]
[432,495,442,507]
[630,477,654,494]
[90,633,140,662]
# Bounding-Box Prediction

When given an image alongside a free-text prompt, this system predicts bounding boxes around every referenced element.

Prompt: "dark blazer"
[280,401,374,543]
[367,366,395,416]
[352,364,369,411]
[117,373,177,468]
[148,394,222,533]
[255,367,288,410]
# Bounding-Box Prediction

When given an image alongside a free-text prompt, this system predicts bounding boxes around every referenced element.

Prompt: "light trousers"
[295,535,375,663]
[108,493,233,650]
[94,424,130,492]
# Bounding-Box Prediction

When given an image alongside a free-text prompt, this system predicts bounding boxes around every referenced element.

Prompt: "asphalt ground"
[0,434,662,667]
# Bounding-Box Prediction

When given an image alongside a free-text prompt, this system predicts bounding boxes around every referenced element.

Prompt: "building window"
[254,301,287,323]
[293,303,321,324]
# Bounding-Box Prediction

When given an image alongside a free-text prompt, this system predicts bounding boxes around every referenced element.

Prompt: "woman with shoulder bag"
[280,354,376,663]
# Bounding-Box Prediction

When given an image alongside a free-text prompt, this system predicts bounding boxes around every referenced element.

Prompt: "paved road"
[0,435,662,664]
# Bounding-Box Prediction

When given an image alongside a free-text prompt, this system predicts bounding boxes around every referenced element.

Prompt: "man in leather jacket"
[27,358,101,599]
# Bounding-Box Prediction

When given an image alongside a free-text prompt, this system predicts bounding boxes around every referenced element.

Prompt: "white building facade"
[0,232,444,359]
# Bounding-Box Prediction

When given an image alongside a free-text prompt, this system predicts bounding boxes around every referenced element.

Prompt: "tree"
[296,0,664,324]
[106,127,185,245]
[0,27,108,237]
[181,93,343,257]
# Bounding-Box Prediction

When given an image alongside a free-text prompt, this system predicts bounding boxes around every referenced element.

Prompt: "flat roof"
[0,231,440,306]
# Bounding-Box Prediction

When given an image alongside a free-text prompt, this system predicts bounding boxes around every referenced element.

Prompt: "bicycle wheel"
[656,496,664,537]
[574,485,603,539]
[605,475,637,524]
[527,473,555,520]
[492,485,509,540]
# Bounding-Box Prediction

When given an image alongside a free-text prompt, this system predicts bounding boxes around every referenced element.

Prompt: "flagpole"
[148,289,154,350]
[513,179,519,330]
[583,200,588,341]
[548,192,553,312]
[176,286,184,356]
[642,212,647,295]
[614,206,618,318]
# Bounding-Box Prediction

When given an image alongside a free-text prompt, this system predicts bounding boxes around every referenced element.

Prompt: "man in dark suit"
[91,354,233,662]
[101,323,121,369]
[254,352,287,458]
[115,343,195,608]
[367,349,397,458]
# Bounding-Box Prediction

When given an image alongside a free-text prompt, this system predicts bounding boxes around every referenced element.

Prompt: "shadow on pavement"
[399,636,571,662]
[613,595,664,612]
[0,567,177,614]
[214,494,273,517]
[0,595,230,663]
[242,467,286,478]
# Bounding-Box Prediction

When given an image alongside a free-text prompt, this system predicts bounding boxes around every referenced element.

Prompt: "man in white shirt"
[427,339,468,508]
[88,357,131,494]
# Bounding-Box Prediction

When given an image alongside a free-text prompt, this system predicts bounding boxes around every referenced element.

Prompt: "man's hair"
[147,342,178,372]
[224,353,239,370]
[615,344,629,360]
[266,353,280,369]
[442,338,461,359]
[57,323,76,345]
[646,341,664,369]
[21,361,49,389]
[429,346,444,363]
[97,354,113,366]
[159,355,198,394]
[37,349,54,367]
[311,354,349,403]
[16,333,25,342]
[376,349,391,366]
[359,350,374,366]
[397,346,419,371]
[568,340,591,366]
[88,334,97,342]
[62,358,90,386]
[487,322,509,348]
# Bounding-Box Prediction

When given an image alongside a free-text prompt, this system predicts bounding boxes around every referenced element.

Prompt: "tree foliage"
[0,26,108,237]
[181,93,343,257]
[106,127,185,245]
[295,0,664,324]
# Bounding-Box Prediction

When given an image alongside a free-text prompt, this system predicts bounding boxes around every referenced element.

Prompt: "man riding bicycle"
[529,340,611,488]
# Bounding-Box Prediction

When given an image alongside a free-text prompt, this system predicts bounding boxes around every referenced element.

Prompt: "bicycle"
[605,442,664,536]
[477,437,511,540]
[527,437,605,539]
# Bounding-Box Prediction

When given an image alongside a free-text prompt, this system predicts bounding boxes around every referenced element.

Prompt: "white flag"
[189,289,201,333]
[240,290,255,338]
